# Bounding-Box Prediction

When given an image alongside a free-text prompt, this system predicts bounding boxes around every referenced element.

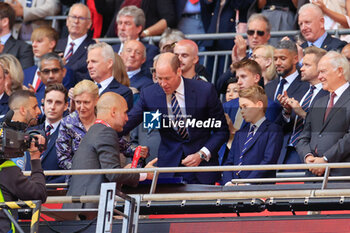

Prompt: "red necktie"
[34,78,41,92]
[324,92,336,121]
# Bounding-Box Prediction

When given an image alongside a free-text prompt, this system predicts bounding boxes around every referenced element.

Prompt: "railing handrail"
[22,162,350,176]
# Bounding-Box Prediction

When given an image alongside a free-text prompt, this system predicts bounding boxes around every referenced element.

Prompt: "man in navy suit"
[27,53,74,109]
[56,3,95,82]
[298,4,347,52]
[277,47,329,165]
[223,86,283,184]
[120,40,153,96]
[87,42,133,110]
[224,59,281,133]
[0,2,33,69]
[122,53,229,184]
[25,84,68,183]
[112,6,159,79]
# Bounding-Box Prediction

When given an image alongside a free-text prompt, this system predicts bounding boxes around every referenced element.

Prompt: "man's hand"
[287,98,307,119]
[145,158,158,180]
[181,153,202,167]
[139,146,149,159]
[232,35,247,63]
[29,135,45,160]
[309,157,327,176]
[8,0,23,17]
[277,91,292,114]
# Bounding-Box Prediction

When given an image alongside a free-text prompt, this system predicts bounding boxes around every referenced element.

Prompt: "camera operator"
[7,90,42,170]
[0,134,47,232]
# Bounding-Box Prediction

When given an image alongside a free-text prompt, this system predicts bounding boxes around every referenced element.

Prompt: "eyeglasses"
[149,67,155,75]
[40,68,61,75]
[247,30,265,37]
[68,15,90,22]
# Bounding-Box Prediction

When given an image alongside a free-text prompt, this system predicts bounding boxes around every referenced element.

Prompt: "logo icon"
[143,110,161,129]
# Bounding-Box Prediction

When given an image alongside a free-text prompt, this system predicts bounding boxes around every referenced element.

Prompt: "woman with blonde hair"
[251,45,277,85]
[0,54,24,95]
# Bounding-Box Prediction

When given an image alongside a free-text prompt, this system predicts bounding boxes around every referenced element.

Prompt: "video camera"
[0,110,46,159]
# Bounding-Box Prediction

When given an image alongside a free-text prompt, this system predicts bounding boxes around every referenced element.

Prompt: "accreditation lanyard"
[94,119,111,128]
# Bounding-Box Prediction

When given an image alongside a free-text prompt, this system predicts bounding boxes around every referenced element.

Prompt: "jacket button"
[318,134,322,138]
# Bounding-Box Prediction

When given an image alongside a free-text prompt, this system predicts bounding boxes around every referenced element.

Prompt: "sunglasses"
[40,68,61,75]
[247,30,265,36]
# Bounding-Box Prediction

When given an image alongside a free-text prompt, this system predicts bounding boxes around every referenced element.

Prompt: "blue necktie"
[236,125,256,177]
[275,78,287,101]
[290,85,316,146]
[171,93,189,140]
[26,0,33,7]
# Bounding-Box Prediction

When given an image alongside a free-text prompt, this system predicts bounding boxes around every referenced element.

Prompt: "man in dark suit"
[24,53,75,107]
[56,3,95,83]
[122,53,229,184]
[298,3,347,52]
[87,42,133,110]
[265,40,309,103]
[25,83,68,183]
[296,51,350,177]
[120,40,153,95]
[0,2,33,69]
[0,63,9,120]
[65,92,156,209]
[277,47,329,165]
[111,5,159,79]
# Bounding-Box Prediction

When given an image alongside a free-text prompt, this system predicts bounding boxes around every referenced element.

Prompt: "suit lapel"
[3,36,15,53]
[41,123,60,161]
[184,78,197,118]
[286,74,301,97]
[320,34,331,51]
[322,87,350,129]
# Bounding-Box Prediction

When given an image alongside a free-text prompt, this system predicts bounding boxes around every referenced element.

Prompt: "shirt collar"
[175,77,185,96]
[67,34,87,49]
[334,82,350,97]
[252,116,266,130]
[45,120,61,133]
[0,33,11,45]
[281,70,299,84]
[97,76,114,93]
[307,32,328,48]
[127,68,141,78]
[313,82,323,91]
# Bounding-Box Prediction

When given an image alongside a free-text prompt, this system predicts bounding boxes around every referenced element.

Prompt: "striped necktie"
[236,125,256,177]
[65,42,75,62]
[45,124,53,137]
[290,85,316,146]
[171,92,189,140]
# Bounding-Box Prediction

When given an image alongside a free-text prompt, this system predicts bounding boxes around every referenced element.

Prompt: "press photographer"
[0,90,47,232]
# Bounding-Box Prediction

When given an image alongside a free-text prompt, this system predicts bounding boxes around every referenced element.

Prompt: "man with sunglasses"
[216,14,271,94]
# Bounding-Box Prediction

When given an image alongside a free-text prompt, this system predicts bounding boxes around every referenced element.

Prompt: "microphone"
[3,110,14,126]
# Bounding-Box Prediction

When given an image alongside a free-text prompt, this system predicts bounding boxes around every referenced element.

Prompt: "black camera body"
[0,110,46,159]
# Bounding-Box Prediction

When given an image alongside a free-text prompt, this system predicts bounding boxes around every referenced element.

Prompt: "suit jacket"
[222,119,283,183]
[0,93,9,121]
[101,78,133,110]
[301,33,347,52]
[64,124,139,209]
[25,123,65,183]
[123,78,229,184]
[2,36,34,69]
[296,86,350,176]
[56,36,95,82]
[277,88,329,164]
[130,70,154,91]
[224,97,282,128]
[265,73,309,103]
[112,42,159,79]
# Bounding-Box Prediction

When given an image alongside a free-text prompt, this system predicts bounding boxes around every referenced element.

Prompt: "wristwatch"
[199,151,209,162]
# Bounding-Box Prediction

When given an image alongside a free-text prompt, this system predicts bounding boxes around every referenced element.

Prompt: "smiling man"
[296,51,350,177]
[298,3,347,51]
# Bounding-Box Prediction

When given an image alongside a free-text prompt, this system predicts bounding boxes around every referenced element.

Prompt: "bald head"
[121,40,146,71]
[175,39,198,55]
[173,39,199,78]
[96,92,128,132]
[155,53,182,94]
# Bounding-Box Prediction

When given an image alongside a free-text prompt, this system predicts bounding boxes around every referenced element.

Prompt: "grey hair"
[275,40,297,54]
[38,52,64,70]
[117,5,145,29]
[159,28,185,50]
[69,3,91,19]
[88,42,116,64]
[247,13,271,33]
[299,3,323,18]
[324,51,350,81]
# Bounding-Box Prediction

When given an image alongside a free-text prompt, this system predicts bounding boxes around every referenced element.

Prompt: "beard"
[276,65,293,78]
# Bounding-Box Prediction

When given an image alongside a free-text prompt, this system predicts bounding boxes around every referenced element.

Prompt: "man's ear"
[254,74,261,84]
[19,105,26,116]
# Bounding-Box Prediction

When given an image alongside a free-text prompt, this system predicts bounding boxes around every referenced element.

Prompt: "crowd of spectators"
[1,0,350,212]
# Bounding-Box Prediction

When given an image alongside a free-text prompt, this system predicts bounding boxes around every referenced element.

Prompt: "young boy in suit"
[223,85,283,185]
